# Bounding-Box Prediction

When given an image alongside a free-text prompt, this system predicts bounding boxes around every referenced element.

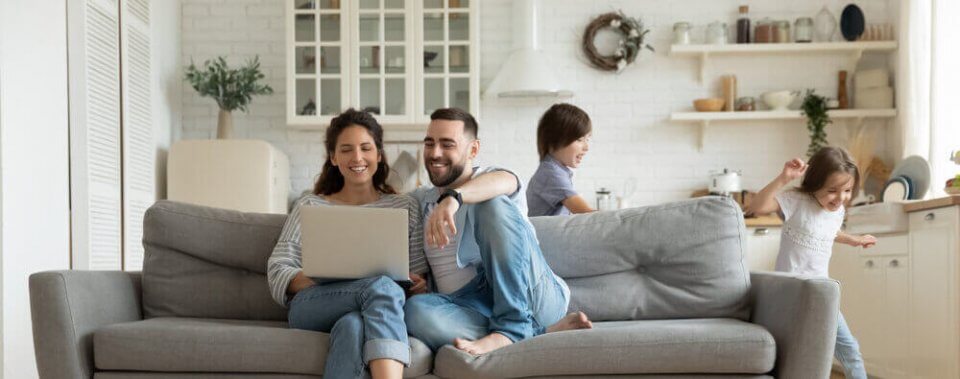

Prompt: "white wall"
[153,1,183,199]
[180,0,897,206]
[0,1,72,378]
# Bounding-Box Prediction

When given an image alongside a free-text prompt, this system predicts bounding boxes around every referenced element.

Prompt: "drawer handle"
[925,212,936,221]
[890,259,900,268]
[754,228,769,236]
[865,260,874,268]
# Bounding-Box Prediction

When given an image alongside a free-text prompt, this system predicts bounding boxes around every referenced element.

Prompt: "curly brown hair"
[313,108,396,196]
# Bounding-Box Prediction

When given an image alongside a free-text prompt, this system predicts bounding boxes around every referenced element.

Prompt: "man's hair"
[430,107,478,140]
[536,103,592,160]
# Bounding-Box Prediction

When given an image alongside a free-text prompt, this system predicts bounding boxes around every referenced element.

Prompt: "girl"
[267,109,428,379]
[526,103,594,217]
[747,146,876,379]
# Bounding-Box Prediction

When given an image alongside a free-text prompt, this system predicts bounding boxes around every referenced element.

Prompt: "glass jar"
[706,21,728,44]
[673,22,692,45]
[736,97,756,111]
[774,20,791,43]
[795,17,814,43]
[754,18,774,43]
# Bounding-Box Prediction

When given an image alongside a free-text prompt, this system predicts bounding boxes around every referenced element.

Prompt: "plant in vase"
[184,56,273,139]
[801,89,831,158]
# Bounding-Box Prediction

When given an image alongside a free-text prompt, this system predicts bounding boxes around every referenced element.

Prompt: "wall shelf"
[670,108,898,151]
[669,41,898,83]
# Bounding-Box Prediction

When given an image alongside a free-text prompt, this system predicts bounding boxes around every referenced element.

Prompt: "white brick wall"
[181,0,897,207]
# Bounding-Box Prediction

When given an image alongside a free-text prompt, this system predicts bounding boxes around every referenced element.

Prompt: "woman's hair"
[536,103,592,160]
[313,108,396,196]
[798,146,860,197]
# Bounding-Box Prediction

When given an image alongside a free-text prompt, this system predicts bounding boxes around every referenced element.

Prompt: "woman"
[267,109,428,379]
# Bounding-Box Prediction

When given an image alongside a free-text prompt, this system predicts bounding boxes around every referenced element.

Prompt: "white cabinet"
[745,226,780,271]
[908,206,959,378]
[286,0,479,128]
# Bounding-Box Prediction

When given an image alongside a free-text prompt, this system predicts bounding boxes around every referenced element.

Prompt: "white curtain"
[930,0,960,196]
[896,0,931,162]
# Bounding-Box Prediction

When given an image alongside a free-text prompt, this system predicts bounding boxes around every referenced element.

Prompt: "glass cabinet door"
[290,0,345,122]
[355,0,411,120]
[420,0,475,120]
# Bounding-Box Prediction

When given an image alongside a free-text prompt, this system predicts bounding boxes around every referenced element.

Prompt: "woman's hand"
[781,158,808,181]
[426,197,459,248]
[407,273,428,296]
[287,271,316,295]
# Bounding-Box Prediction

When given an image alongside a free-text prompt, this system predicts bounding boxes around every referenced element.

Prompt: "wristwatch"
[437,188,463,207]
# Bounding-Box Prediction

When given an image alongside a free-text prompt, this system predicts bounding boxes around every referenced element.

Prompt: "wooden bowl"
[694,98,725,112]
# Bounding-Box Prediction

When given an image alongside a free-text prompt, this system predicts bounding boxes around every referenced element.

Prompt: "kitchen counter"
[903,196,960,213]
[745,214,783,227]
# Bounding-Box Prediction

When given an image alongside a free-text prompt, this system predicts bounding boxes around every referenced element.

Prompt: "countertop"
[903,196,960,213]
[745,214,783,227]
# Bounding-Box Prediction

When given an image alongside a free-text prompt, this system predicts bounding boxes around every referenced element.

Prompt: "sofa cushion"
[433,318,776,379]
[142,200,288,320]
[94,317,433,378]
[530,196,751,321]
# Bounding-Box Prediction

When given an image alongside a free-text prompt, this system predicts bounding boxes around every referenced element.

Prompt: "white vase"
[815,6,838,42]
[216,109,233,139]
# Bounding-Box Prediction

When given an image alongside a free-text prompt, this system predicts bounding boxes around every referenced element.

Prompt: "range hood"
[483,0,572,99]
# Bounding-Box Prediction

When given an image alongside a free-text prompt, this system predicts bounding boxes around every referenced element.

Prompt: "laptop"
[300,206,412,287]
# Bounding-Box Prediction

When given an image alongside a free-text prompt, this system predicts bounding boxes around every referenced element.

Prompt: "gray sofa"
[30,197,840,378]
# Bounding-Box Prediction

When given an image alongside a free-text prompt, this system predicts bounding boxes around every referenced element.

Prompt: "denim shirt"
[409,165,527,269]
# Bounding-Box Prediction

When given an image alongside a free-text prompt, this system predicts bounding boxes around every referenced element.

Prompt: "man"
[405,108,591,356]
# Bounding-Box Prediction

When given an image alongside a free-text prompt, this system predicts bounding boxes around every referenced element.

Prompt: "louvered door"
[121,0,152,271]
[68,0,123,270]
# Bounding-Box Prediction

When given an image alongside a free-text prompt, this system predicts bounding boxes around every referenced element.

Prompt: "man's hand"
[427,196,459,248]
[407,273,428,296]
[857,234,877,248]
[781,158,808,181]
[287,271,316,295]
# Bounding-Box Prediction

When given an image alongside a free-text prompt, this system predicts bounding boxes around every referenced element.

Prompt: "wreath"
[582,11,654,72]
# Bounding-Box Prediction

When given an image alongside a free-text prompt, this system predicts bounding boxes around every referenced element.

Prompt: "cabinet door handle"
[889,259,900,268]
[925,212,936,221]
[754,228,769,236]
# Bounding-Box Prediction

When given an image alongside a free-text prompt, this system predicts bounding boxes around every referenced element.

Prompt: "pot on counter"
[709,168,742,196]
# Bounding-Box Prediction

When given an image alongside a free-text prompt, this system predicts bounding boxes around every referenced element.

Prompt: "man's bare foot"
[453,332,513,355]
[546,311,593,333]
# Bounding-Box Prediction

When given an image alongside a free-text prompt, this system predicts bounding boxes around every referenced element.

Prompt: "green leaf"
[183,55,274,112]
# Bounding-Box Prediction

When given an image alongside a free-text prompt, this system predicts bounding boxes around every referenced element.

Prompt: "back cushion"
[142,201,288,320]
[530,196,752,321]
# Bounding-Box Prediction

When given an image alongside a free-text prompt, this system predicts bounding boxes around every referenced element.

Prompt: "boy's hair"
[799,146,861,197]
[536,103,592,160]
[314,108,396,196]
[430,107,479,140]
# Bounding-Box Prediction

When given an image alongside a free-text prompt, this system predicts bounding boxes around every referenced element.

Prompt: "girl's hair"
[799,146,860,197]
[536,103,592,160]
[313,108,396,196]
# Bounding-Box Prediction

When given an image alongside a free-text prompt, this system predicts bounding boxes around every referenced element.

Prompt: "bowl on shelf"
[693,98,725,112]
[761,90,798,111]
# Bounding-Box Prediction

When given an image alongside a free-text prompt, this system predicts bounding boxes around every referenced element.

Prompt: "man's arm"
[427,170,519,248]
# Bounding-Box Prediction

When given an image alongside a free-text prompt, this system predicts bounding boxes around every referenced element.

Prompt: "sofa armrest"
[749,271,840,379]
[29,270,142,379]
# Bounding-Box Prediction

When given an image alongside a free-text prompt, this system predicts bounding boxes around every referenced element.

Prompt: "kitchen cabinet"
[745,226,780,271]
[286,0,479,130]
[830,203,960,378]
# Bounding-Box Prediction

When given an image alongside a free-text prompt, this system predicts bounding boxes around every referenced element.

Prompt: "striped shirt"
[266,193,427,306]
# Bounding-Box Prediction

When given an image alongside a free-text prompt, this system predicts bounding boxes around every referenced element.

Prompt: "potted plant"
[801,89,831,158]
[184,56,274,139]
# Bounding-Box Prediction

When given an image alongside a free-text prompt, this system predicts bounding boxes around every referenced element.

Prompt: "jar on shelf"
[774,20,791,43]
[736,97,756,111]
[754,18,774,43]
[706,21,728,44]
[673,22,692,45]
[795,17,814,42]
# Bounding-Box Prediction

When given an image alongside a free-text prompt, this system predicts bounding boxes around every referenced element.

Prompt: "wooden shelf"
[670,109,898,151]
[669,41,899,83]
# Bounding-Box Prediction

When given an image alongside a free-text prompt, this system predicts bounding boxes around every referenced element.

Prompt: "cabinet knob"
[889,259,900,267]
[925,212,936,221]
[865,260,874,268]
[754,228,769,236]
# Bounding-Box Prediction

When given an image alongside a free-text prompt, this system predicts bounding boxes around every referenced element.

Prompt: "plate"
[882,177,909,203]
[890,155,931,199]
[840,4,865,41]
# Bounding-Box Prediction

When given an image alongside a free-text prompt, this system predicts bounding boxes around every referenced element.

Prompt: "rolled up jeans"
[288,275,410,378]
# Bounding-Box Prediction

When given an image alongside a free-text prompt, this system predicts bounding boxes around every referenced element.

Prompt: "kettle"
[709,169,742,196]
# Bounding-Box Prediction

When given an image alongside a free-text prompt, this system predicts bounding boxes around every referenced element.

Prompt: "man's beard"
[428,158,466,187]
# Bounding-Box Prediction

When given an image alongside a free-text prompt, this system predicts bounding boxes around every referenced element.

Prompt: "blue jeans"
[836,312,867,379]
[405,196,570,351]
[288,276,410,379]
